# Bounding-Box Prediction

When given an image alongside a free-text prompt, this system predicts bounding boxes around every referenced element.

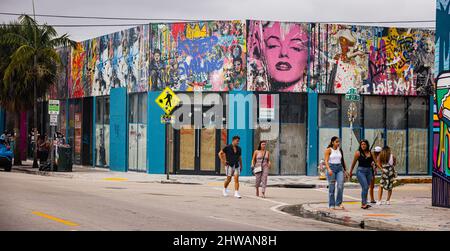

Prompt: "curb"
[13,167,74,178]
[397,178,432,184]
[281,203,436,231]
[160,180,202,185]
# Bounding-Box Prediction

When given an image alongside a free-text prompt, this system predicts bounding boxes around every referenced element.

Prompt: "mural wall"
[309,24,435,95]
[49,47,70,99]
[59,20,435,98]
[434,0,450,177]
[67,25,149,98]
[247,21,309,92]
[149,21,246,91]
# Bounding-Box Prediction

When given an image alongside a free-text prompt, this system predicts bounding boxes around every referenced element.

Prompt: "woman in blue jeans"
[324,136,348,210]
[349,139,378,209]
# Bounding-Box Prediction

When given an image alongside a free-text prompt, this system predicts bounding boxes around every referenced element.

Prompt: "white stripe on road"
[269,204,291,216]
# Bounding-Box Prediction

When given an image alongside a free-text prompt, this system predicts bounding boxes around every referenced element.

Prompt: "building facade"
[1,20,436,177]
[433,0,450,208]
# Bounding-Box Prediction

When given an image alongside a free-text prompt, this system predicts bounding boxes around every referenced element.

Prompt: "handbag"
[253,150,266,174]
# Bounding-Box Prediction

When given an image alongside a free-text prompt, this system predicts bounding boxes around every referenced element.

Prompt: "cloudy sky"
[0,0,436,41]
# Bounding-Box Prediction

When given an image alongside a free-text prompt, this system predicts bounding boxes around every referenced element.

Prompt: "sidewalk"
[282,197,450,231]
[10,161,358,188]
[11,160,429,189]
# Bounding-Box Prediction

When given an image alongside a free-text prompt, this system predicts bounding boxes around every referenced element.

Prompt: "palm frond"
[0,32,29,47]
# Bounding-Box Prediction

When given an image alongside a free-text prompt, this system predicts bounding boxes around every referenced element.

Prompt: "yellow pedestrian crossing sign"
[155,87,180,115]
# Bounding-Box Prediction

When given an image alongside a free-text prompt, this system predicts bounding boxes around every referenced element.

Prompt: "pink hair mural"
[248,21,309,92]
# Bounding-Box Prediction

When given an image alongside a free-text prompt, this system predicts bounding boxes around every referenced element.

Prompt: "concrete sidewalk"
[11,160,429,189]
[282,197,450,231]
[10,161,357,188]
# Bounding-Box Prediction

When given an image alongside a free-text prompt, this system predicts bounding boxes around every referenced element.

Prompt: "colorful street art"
[309,24,370,94]
[69,42,87,98]
[67,25,149,98]
[309,24,434,95]
[149,21,246,91]
[367,28,434,96]
[432,0,450,208]
[434,0,450,177]
[247,21,309,92]
[59,20,435,98]
[49,47,70,99]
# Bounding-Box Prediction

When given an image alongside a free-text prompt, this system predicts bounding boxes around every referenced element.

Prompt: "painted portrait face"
[154,52,161,62]
[339,37,353,50]
[263,22,308,86]
[232,46,241,58]
[234,59,242,72]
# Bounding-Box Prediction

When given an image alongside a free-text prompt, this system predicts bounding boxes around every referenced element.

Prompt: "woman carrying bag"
[251,141,271,198]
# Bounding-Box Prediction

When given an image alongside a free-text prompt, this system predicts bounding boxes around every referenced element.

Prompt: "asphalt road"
[0,171,359,231]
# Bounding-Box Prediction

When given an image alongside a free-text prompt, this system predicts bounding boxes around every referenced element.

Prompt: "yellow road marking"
[343,201,360,205]
[32,211,79,226]
[102,177,128,181]
[364,214,396,217]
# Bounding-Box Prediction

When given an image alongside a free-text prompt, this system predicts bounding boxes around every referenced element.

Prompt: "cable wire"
[0,11,436,24]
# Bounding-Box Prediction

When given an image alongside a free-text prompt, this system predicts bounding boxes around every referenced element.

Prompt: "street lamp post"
[31,0,38,169]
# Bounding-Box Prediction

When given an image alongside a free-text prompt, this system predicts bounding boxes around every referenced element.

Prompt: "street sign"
[259,94,275,120]
[48,100,60,115]
[345,87,360,102]
[160,114,174,124]
[50,114,58,126]
[155,87,180,115]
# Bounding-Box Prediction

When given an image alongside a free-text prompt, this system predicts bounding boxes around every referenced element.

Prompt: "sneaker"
[336,204,345,210]
[329,206,335,210]
[385,201,391,205]
[234,191,242,198]
[376,201,383,206]
[223,188,228,197]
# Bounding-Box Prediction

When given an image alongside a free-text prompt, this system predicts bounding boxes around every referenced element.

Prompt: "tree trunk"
[13,111,21,166]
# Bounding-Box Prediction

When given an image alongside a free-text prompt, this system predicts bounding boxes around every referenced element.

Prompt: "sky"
[0,0,436,41]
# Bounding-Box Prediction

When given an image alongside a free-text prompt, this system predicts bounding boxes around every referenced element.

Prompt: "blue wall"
[147,91,166,174]
[307,92,318,176]
[228,91,254,176]
[109,88,128,172]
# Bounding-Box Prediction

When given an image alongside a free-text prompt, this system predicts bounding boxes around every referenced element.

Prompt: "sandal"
[361,204,371,209]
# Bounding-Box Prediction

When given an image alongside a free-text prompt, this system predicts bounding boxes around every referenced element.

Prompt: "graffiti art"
[68,25,149,98]
[49,47,70,99]
[434,0,450,177]
[61,20,436,98]
[310,24,434,95]
[247,21,309,92]
[149,21,247,92]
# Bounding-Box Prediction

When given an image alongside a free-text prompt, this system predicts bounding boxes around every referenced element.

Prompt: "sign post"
[155,87,180,180]
[48,100,60,171]
[345,88,360,153]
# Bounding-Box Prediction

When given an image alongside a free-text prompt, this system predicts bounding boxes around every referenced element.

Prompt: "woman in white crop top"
[324,136,348,210]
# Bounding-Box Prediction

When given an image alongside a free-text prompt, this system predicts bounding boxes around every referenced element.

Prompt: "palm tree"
[0,15,75,167]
